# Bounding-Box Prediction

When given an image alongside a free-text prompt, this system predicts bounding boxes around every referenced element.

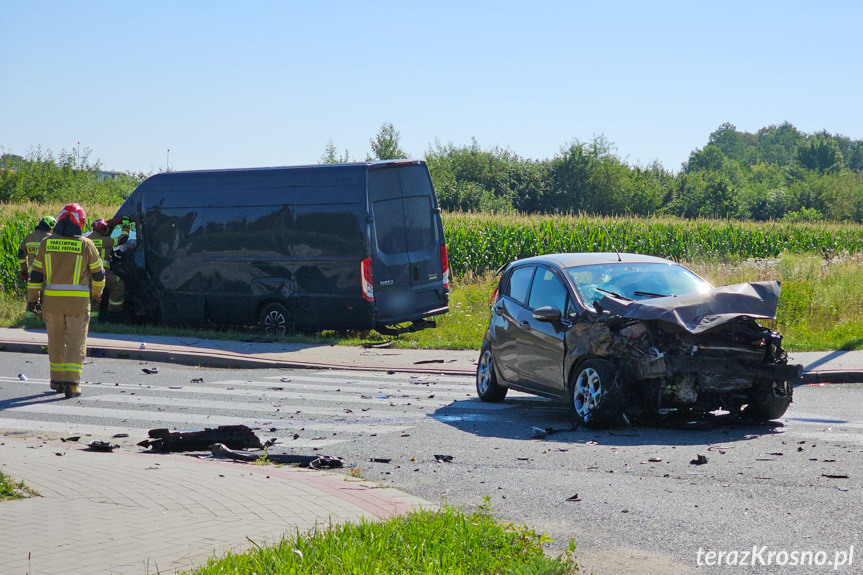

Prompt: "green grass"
[0,470,38,501]
[185,502,577,575]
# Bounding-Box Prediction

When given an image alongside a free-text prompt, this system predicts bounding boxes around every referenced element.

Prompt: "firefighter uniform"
[28,209,104,398]
[87,222,129,319]
[17,222,54,317]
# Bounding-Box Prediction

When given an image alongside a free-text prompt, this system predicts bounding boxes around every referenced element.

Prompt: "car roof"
[508,252,676,269]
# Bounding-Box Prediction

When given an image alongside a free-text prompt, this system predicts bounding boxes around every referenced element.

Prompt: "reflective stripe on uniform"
[45,290,90,298]
[26,242,41,254]
[91,279,105,288]
[32,260,43,269]
[89,258,103,271]
[27,282,42,290]
[73,255,82,284]
[44,283,91,298]
[45,254,52,281]
[50,362,83,374]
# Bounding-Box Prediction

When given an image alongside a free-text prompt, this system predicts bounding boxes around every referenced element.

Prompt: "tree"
[319,140,351,164]
[368,122,408,160]
[797,136,843,174]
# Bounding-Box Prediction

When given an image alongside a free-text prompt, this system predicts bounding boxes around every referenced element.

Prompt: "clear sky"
[2,1,861,174]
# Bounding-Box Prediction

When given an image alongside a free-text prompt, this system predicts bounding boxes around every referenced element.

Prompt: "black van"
[111,160,449,334]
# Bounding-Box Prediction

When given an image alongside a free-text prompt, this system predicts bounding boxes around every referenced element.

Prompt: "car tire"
[476,344,508,402]
[569,359,625,428]
[744,379,792,421]
[260,302,291,336]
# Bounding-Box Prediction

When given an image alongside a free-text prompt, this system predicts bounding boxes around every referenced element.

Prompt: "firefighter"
[27,203,104,398]
[17,216,56,318]
[86,217,130,321]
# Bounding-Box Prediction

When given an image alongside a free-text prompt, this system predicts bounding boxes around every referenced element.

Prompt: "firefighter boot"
[49,380,64,393]
[64,383,82,398]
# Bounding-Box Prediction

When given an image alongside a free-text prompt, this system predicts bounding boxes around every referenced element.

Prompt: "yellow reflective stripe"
[45,254,52,282]
[27,282,42,290]
[49,363,83,373]
[17,257,27,263]
[73,255,82,285]
[32,260,43,269]
[44,290,90,298]
[91,280,106,288]
[89,258,103,271]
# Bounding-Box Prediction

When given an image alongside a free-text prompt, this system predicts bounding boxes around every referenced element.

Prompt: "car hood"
[594,281,781,335]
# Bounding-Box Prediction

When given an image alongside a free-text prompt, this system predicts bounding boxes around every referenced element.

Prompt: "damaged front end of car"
[566,281,802,426]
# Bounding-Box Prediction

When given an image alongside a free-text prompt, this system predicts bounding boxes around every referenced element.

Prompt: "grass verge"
[185,502,577,575]
[0,470,38,501]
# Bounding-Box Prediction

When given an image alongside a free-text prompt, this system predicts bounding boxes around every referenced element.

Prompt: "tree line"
[3,121,862,223]
[325,121,863,223]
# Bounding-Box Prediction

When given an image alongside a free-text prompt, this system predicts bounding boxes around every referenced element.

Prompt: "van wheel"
[260,303,291,336]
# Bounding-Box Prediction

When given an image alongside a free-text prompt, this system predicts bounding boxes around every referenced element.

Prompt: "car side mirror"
[532,306,562,323]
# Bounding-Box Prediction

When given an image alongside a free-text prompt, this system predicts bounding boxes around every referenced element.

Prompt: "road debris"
[370,458,392,463]
[190,378,204,383]
[648,457,662,462]
[17,373,26,381]
[822,473,849,479]
[142,367,159,374]
[414,359,445,365]
[690,454,709,465]
[434,454,454,463]
[61,436,80,442]
[209,443,343,468]
[87,441,118,452]
[362,341,393,349]
[566,494,582,502]
[138,425,263,452]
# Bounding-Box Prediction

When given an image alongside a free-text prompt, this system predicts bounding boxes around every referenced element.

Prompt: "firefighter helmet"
[40,216,57,229]
[91,219,109,235]
[58,203,86,228]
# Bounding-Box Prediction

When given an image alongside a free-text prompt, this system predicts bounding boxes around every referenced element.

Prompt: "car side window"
[528,267,569,311]
[503,266,535,304]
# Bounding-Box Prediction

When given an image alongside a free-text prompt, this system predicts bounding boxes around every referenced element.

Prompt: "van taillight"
[361,257,374,302]
[440,245,449,288]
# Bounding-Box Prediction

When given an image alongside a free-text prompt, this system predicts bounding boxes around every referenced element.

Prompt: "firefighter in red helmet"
[86,217,130,321]
[27,203,104,398]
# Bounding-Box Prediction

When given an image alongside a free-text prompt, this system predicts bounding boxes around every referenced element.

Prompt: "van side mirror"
[532,306,562,323]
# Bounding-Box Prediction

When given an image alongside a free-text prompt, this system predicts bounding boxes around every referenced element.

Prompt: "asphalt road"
[0,352,860,575]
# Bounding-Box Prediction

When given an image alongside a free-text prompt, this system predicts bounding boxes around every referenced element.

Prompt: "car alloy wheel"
[573,367,603,420]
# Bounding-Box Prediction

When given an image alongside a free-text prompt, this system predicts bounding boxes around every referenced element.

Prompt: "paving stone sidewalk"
[0,436,433,575]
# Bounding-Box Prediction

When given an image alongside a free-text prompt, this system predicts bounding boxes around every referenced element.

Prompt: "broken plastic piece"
[138,424,263,452]
[566,494,582,502]
[209,443,343,468]
[434,454,454,463]
[87,441,118,452]
[142,367,159,374]
[370,458,392,463]
[690,454,709,465]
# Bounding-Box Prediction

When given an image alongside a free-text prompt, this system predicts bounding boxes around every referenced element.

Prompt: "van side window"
[504,266,534,304]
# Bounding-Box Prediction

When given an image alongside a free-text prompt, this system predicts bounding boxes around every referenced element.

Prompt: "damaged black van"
[110,160,449,335]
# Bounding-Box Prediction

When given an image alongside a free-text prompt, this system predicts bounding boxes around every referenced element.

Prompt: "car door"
[517,266,573,396]
[489,265,535,384]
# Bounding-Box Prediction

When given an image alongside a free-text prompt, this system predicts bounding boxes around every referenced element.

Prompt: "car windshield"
[566,262,711,308]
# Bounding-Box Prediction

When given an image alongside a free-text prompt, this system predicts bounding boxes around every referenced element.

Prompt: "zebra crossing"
[0,369,517,449]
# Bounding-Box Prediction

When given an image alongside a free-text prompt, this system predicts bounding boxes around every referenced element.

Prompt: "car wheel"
[570,359,625,428]
[260,302,291,336]
[744,379,792,421]
[476,344,508,402]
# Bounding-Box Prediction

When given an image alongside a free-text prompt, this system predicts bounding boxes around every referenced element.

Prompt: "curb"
[798,370,863,385]
[0,340,478,376]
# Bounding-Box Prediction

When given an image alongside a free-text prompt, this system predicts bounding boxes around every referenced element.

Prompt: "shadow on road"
[0,391,69,410]
[431,397,788,446]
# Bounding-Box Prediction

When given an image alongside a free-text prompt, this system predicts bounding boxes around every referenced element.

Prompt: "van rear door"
[368,163,446,324]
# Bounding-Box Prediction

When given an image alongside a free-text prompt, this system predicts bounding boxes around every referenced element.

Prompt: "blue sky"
[2,1,861,174]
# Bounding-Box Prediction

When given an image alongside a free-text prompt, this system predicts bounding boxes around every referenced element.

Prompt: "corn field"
[3,206,863,292]
[444,213,863,276]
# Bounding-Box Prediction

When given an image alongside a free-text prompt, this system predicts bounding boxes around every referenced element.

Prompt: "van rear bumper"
[375,305,449,327]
